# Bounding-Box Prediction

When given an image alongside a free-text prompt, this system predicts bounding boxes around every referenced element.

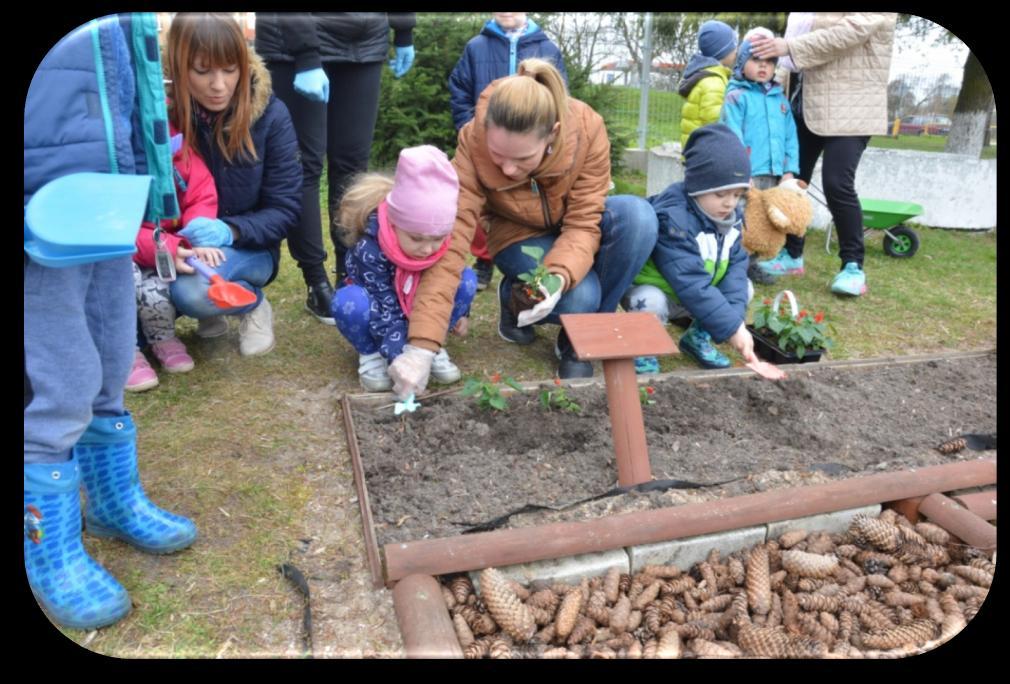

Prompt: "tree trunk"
[944,52,993,157]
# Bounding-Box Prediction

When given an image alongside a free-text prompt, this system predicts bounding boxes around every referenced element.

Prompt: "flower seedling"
[539,377,582,413]
[510,245,563,315]
[639,385,656,406]
[752,299,835,359]
[461,372,524,412]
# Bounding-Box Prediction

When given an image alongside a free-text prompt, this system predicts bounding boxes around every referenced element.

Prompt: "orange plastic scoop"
[185,256,258,309]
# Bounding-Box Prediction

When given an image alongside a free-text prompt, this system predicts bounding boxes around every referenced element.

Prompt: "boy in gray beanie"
[624,124,758,371]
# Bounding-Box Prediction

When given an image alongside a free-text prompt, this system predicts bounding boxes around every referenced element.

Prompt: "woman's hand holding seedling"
[513,245,567,327]
[516,271,565,327]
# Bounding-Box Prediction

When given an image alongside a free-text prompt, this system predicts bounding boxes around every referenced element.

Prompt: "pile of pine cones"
[441,510,993,659]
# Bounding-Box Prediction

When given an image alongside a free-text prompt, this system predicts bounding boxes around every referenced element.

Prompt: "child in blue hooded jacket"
[623,124,758,371]
[448,13,568,292]
[720,27,799,190]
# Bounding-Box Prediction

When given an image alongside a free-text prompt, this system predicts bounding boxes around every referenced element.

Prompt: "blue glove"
[179,217,233,247]
[389,45,415,78]
[293,67,330,103]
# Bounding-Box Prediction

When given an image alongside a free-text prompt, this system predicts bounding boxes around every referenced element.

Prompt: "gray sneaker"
[196,315,229,338]
[358,352,393,392]
[238,296,275,357]
[429,348,461,384]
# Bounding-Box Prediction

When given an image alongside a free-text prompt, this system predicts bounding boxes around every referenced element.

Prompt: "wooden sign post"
[559,313,678,487]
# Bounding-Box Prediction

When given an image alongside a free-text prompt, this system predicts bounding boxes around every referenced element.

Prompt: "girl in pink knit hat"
[330,145,476,392]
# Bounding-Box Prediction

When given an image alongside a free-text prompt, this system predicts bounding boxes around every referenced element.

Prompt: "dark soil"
[351,354,996,546]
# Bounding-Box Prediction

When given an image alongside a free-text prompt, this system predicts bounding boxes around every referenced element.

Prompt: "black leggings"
[785,111,870,269]
[268,60,383,284]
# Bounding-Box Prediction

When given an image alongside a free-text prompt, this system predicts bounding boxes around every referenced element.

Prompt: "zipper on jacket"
[531,178,553,230]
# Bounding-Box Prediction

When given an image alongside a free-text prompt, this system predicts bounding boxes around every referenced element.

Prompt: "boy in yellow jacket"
[678,20,738,150]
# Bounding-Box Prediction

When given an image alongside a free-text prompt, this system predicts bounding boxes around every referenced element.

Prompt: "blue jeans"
[24,256,135,464]
[170,247,274,318]
[334,267,476,357]
[493,195,658,325]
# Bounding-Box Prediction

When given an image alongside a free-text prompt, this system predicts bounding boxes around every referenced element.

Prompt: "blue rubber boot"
[24,459,132,630]
[678,322,732,369]
[75,413,197,554]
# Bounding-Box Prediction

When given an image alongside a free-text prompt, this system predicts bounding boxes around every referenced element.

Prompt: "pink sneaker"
[150,338,195,373]
[126,350,159,392]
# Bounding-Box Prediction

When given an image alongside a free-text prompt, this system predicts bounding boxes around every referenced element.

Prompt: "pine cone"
[488,637,513,659]
[797,611,834,646]
[766,592,783,629]
[849,516,901,552]
[618,573,631,595]
[441,585,457,611]
[641,563,683,579]
[655,627,682,659]
[632,580,663,610]
[452,612,475,648]
[835,544,860,559]
[658,596,685,623]
[935,436,967,455]
[529,604,554,627]
[585,590,610,626]
[527,588,559,611]
[553,589,584,640]
[609,595,631,634]
[458,605,497,636]
[449,575,475,605]
[885,591,926,608]
[804,532,836,555]
[566,615,595,646]
[746,545,773,615]
[663,575,697,596]
[588,646,617,659]
[777,529,809,549]
[604,632,636,652]
[925,598,946,624]
[819,611,839,634]
[533,622,555,645]
[542,646,568,659]
[968,558,996,575]
[862,619,939,650]
[914,522,951,545]
[700,593,734,612]
[796,593,841,612]
[673,622,717,641]
[506,579,530,601]
[797,577,828,593]
[781,550,840,578]
[463,637,492,659]
[628,609,643,632]
[696,562,719,601]
[479,568,536,643]
[643,604,664,635]
[865,573,898,589]
[642,638,659,659]
[625,639,644,659]
[690,638,736,658]
[603,566,621,604]
[728,557,746,586]
[945,585,988,601]
[950,565,993,588]
[736,622,795,658]
[940,612,968,643]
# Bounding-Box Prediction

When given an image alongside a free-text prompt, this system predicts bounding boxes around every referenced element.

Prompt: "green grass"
[869,134,997,159]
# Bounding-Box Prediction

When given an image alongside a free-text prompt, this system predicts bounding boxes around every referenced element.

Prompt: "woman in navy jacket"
[165,13,302,357]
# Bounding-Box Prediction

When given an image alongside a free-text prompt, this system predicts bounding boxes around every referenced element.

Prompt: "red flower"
[814,312,825,323]
[646,386,655,394]
[798,309,808,319]
[491,373,502,383]
[554,377,562,386]
[763,298,772,306]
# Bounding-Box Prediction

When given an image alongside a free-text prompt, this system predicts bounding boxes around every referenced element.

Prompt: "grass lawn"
[63,169,995,657]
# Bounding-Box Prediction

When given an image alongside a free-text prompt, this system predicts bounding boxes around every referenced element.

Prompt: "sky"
[890,18,969,81]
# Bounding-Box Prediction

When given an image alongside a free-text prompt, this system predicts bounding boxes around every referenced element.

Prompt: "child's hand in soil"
[388,344,435,400]
[728,322,756,363]
[451,316,469,337]
[516,272,566,327]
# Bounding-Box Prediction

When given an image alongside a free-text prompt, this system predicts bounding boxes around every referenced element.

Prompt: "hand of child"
[451,316,470,337]
[388,344,436,400]
[174,246,196,274]
[728,322,757,364]
[192,246,225,268]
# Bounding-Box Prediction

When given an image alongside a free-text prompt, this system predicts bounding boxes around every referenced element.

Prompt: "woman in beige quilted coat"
[750,12,897,297]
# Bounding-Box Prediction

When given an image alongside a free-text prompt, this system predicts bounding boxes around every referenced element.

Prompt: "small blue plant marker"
[393,393,421,416]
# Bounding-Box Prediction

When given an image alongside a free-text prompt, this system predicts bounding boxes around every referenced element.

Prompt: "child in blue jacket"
[448,12,567,291]
[623,124,758,370]
[330,146,476,392]
[720,27,800,285]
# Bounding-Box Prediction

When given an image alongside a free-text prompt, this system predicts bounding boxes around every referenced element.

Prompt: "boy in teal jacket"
[678,20,738,150]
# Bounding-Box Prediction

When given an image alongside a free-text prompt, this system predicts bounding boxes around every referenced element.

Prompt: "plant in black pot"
[510,245,563,319]
[748,290,834,364]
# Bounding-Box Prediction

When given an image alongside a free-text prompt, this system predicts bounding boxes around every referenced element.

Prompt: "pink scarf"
[376,200,451,317]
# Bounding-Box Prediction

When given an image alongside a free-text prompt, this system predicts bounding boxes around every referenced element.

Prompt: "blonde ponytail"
[336,173,395,247]
[486,58,568,149]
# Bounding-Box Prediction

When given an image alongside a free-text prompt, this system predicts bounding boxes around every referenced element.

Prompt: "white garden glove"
[516,273,566,327]
[388,344,435,400]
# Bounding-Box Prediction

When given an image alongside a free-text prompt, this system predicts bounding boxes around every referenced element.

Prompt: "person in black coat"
[256,12,416,324]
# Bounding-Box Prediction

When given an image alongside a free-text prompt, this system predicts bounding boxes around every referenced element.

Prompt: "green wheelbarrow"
[810,183,924,258]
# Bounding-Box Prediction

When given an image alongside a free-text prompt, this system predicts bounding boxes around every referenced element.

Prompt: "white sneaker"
[238,296,275,357]
[358,352,393,392]
[196,315,229,338]
[429,348,461,384]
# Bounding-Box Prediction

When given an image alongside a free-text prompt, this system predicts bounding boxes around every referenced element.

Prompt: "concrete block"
[469,548,629,591]
[766,504,882,539]
[622,148,648,174]
[646,143,683,196]
[628,526,766,573]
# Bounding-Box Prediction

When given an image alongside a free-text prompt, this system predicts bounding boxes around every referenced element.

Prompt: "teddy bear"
[742,178,814,258]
